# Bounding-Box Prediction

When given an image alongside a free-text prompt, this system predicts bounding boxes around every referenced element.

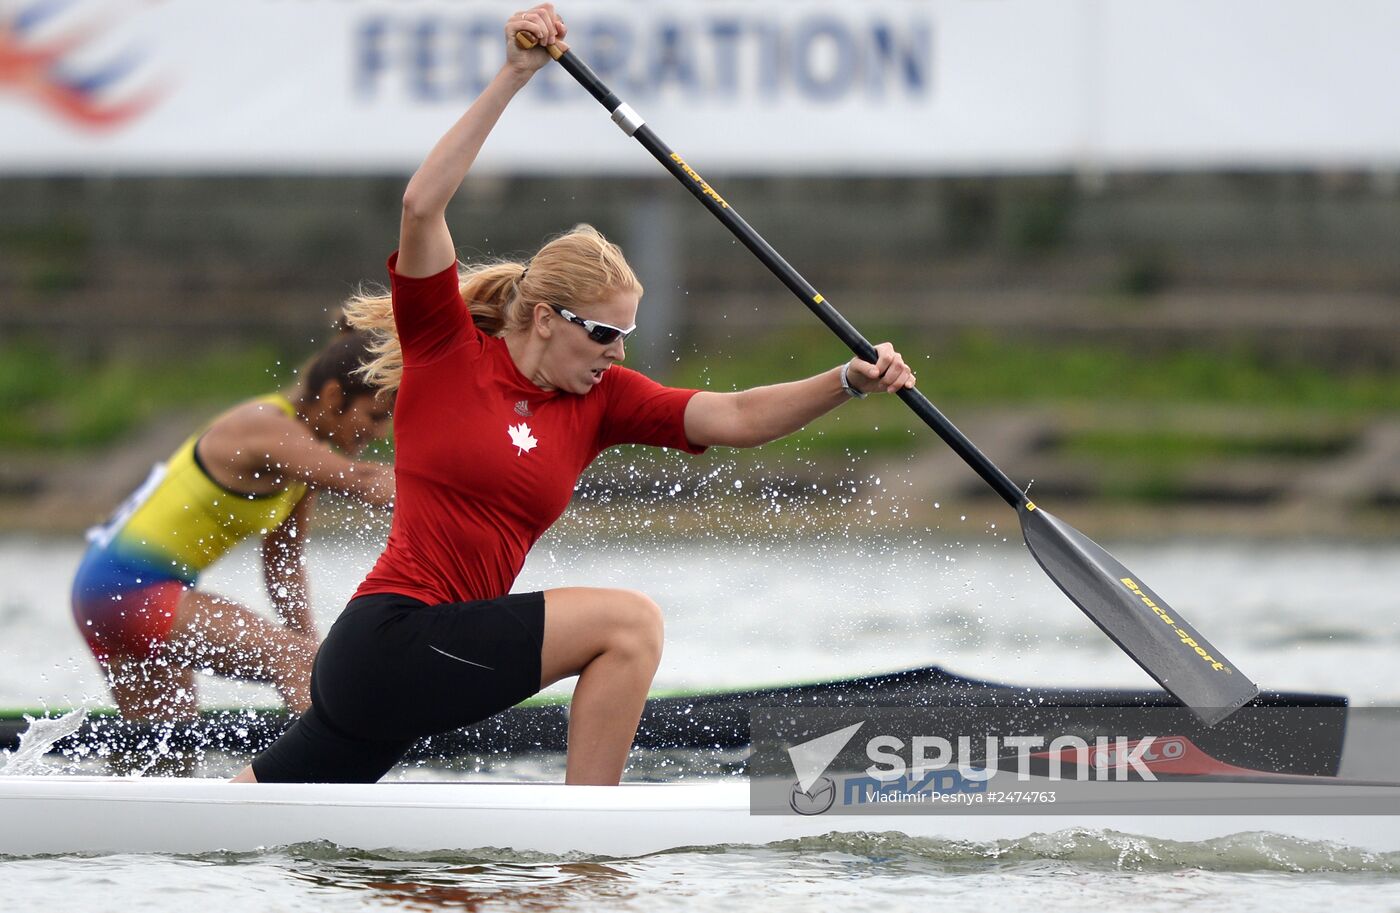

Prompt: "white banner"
[2,0,1398,174]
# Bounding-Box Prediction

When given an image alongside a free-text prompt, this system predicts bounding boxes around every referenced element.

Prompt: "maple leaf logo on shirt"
[508,422,538,455]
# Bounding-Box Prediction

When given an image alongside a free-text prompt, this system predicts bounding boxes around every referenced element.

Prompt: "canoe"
[4,671,1396,857]
[2,775,1399,857]
[0,664,1355,771]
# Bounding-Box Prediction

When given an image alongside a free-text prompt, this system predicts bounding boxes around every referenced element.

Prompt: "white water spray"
[0,708,89,776]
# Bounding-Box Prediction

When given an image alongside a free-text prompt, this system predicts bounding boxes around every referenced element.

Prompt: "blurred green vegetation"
[1059,429,1349,467]
[673,327,1400,455]
[0,223,91,295]
[3,330,1398,462]
[0,340,293,449]
[680,328,1400,410]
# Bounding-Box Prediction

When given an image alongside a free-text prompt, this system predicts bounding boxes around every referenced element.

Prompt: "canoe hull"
[3,776,1399,857]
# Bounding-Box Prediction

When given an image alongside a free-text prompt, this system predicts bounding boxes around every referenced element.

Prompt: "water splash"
[757,828,1400,874]
[0,707,89,775]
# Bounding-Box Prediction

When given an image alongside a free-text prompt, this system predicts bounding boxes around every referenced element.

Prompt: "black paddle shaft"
[524,36,1259,722]
[547,46,1026,509]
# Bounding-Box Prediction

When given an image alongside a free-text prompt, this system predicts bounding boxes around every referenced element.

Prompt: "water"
[5,833,1400,911]
[3,530,1399,908]
[5,530,1399,710]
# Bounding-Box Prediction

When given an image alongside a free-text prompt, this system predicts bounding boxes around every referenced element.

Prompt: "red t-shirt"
[354,254,705,606]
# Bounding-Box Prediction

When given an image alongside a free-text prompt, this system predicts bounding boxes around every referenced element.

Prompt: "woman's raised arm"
[396,4,567,278]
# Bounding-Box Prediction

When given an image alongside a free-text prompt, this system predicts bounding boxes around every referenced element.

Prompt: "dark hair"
[301,329,381,405]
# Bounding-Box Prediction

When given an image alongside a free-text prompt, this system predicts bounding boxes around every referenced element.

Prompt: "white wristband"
[839,362,867,399]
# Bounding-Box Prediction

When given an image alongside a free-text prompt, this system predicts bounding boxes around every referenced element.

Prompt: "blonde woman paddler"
[238,3,914,786]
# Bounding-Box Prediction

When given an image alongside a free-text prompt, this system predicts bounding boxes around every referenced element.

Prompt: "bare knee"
[584,588,663,667]
[608,589,664,665]
[541,587,665,687]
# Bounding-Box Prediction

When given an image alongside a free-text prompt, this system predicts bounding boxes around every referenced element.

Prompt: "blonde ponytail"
[345,224,642,394]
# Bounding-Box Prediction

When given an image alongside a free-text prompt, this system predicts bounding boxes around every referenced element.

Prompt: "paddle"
[517,36,1258,725]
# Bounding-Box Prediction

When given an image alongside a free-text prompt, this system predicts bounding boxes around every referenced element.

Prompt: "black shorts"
[251,591,545,783]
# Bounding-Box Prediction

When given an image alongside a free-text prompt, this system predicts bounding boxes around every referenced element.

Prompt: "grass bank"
[0,341,295,450]
[3,330,1397,458]
[671,327,1400,459]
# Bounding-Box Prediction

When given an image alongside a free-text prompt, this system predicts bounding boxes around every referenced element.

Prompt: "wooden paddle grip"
[514,32,565,59]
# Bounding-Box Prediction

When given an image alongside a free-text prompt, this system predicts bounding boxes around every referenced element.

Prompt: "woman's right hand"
[505,4,568,75]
